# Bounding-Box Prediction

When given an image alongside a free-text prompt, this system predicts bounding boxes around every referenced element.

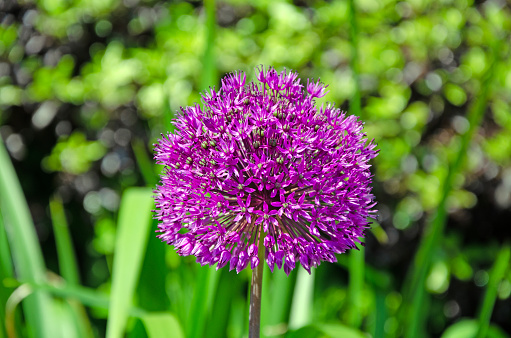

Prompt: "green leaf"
[106,188,154,338]
[0,135,54,337]
[139,312,185,338]
[287,325,325,338]
[318,323,367,338]
[287,323,366,338]
[442,319,509,338]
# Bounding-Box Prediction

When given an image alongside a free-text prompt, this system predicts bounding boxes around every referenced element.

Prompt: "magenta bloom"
[154,67,378,275]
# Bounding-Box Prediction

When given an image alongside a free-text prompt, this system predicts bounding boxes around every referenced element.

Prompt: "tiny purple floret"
[154,67,378,275]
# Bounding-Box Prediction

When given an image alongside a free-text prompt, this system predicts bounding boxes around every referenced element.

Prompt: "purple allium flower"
[154,67,378,275]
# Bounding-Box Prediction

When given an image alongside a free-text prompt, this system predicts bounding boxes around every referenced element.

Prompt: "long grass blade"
[476,243,511,338]
[207,270,239,338]
[373,290,386,338]
[136,220,170,311]
[337,255,392,290]
[261,266,296,337]
[106,187,154,338]
[49,195,80,285]
[4,278,146,317]
[226,295,246,338]
[270,267,296,326]
[0,136,54,337]
[52,299,82,338]
[0,211,13,279]
[402,38,501,337]
[348,247,364,328]
[166,253,193,327]
[187,267,220,338]
[50,195,94,337]
[288,268,315,330]
[0,211,14,337]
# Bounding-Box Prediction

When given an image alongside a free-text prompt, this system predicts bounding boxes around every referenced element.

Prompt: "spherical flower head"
[154,66,378,275]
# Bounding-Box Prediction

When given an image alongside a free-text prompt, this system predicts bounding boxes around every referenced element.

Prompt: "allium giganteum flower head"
[154,67,378,275]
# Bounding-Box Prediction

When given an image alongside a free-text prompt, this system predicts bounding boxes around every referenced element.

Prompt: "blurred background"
[1,0,511,337]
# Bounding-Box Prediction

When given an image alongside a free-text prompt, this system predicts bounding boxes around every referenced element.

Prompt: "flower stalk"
[249,230,265,338]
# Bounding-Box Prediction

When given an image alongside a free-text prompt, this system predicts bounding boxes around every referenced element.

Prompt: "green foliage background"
[1,0,511,337]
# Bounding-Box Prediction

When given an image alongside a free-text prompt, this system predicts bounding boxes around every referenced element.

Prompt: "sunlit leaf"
[106,188,154,338]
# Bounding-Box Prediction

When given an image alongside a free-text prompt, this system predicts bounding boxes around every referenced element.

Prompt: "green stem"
[249,233,265,338]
